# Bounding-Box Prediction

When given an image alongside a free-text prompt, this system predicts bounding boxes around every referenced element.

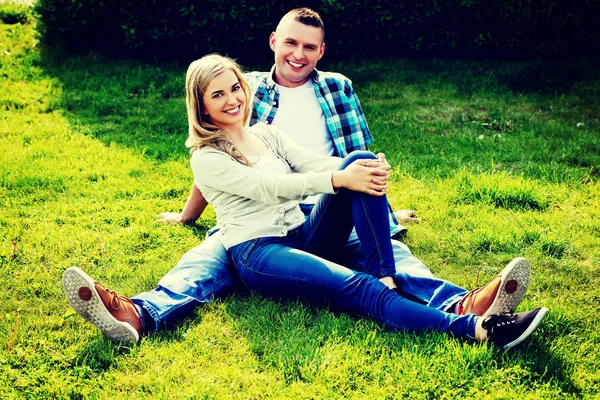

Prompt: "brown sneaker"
[457,257,530,318]
[63,266,142,344]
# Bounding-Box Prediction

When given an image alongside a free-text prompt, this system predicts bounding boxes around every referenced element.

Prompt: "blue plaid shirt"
[244,66,405,237]
[245,66,374,157]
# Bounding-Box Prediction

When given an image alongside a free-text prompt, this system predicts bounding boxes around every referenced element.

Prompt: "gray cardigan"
[191,123,342,249]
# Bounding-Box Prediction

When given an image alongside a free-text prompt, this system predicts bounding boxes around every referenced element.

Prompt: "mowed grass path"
[1,12,599,399]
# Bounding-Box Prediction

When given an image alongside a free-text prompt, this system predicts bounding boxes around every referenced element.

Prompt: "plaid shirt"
[245,66,374,157]
[244,66,404,237]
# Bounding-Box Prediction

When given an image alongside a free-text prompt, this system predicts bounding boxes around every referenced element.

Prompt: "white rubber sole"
[62,266,139,344]
[502,307,548,350]
[483,257,531,318]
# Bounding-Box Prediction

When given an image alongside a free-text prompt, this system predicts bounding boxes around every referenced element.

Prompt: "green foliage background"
[34,0,600,62]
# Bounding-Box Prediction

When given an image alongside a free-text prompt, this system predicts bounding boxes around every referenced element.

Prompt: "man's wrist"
[179,214,195,225]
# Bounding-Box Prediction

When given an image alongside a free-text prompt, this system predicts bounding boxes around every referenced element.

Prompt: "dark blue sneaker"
[483,307,548,350]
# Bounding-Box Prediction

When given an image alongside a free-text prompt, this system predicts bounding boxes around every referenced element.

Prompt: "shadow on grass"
[497,312,582,395]
[333,56,600,99]
[39,47,600,165]
[221,293,580,394]
[38,48,190,164]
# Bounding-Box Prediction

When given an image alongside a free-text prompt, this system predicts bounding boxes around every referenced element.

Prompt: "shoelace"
[481,313,517,333]
[97,284,134,311]
[456,273,501,314]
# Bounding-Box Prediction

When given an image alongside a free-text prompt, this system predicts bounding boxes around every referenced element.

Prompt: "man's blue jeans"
[227,151,475,338]
[131,154,469,332]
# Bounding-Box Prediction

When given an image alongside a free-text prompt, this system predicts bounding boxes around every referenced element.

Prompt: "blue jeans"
[131,151,468,332]
[131,233,467,331]
[227,151,476,338]
[296,151,396,279]
[230,233,475,338]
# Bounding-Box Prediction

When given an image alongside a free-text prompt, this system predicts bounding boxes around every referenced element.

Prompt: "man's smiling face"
[270,17,325,88]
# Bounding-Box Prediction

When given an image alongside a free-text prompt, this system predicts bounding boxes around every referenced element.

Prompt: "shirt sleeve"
[191,148,336,205]
[345,79,374,147]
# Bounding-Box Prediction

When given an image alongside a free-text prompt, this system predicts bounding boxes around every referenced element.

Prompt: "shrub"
[0,2,32,24]
[34,0,600,61]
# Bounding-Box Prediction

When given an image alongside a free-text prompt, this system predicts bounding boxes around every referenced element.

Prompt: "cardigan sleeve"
[263,124,343,173]
[191,148,336,205]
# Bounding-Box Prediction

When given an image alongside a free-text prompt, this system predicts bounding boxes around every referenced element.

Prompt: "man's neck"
[273,69,312,88]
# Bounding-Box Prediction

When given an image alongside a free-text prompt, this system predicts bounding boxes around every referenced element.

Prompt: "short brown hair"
[285,8,325,42]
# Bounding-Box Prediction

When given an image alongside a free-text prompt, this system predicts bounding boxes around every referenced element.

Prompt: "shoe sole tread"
[62,267,139,344]
[483,257,531,318]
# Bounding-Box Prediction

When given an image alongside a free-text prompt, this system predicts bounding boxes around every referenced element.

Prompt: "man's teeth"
[288,61,304,68]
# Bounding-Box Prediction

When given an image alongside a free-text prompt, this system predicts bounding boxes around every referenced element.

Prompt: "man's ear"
[318,42,325,60]
[269,32,276,51]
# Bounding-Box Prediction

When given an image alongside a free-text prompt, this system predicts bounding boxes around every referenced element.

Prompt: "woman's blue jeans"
[297,151,396,279]
[229,151,477,339]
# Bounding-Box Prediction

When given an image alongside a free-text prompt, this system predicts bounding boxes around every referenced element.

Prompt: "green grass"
[1,9,600,399]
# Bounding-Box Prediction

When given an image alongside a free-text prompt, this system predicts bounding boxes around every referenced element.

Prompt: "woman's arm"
[191,149,336,205]
[266,125,389,195]
[262,124,342,173]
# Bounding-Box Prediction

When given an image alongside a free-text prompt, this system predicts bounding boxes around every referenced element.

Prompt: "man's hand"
[157,212,184,224]
[156,184,208,225]
[394,209,421,223]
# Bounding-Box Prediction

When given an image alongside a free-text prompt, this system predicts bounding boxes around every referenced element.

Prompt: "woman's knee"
[339,150,376,169]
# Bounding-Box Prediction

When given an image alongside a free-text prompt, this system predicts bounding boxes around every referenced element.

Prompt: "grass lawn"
[1,8,600,399]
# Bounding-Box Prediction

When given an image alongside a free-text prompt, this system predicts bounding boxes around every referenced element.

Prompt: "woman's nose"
[225,93,237,104]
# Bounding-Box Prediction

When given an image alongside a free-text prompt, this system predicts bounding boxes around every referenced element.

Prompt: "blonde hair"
[185,54,252,165]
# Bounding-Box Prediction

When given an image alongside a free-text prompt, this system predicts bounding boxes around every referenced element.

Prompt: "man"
[63,8,530,344]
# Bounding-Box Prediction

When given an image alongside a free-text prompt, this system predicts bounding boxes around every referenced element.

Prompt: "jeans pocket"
[230,238,262,269]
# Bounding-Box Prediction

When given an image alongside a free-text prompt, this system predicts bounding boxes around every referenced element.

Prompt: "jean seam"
[440,293,467,312]
[301,194,335,250]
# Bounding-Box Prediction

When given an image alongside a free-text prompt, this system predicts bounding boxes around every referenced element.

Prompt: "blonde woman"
[184,53,547,349]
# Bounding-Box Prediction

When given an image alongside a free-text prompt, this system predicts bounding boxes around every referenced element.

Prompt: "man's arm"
[344,79,374,148]
[157,183,208,224]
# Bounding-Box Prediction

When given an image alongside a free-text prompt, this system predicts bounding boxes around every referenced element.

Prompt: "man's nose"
[293,45,304,59]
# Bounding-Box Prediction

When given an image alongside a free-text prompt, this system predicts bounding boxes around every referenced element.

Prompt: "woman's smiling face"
[202,69,247,130]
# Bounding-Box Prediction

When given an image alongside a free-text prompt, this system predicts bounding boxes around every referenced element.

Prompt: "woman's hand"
[362,153,391,186]
[332,155,390,196]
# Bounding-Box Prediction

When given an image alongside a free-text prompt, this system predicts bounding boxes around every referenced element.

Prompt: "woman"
[187,54,547,349]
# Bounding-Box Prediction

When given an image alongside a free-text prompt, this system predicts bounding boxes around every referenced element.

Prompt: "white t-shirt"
[272,80,334,157]
[271,80,334,204]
